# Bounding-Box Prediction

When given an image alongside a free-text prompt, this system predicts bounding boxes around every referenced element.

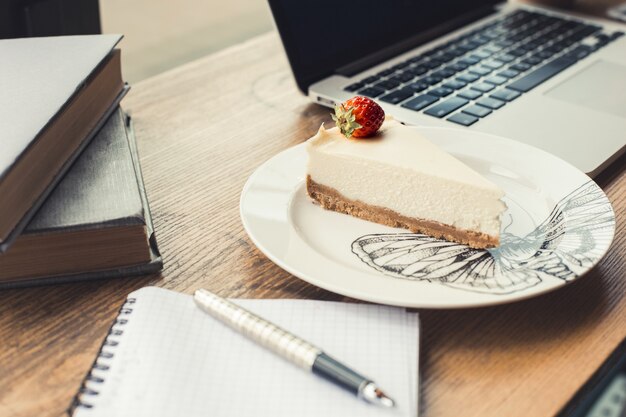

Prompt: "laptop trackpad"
[546,60,626,119]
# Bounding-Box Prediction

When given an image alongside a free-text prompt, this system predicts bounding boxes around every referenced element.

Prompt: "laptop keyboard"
[343,9,624,126]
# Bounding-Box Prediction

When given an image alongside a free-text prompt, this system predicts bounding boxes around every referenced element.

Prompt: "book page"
[75,287,419,417]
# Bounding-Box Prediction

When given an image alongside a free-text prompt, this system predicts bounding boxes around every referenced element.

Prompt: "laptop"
[267,0,626,176]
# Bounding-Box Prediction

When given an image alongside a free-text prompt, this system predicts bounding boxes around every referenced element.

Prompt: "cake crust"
[307,176,498,249]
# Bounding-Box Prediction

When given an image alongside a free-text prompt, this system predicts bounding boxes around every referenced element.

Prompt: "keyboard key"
[472,50,492,59]
[505,33,524,43]
[406,65,428,76]
[423,59,443,69]
[374,79,400,90]
[430,86,454,97]
[459,56,481,66]
[436,52,457,62]
[563,45,592,60]
[482,59,505,69]
[491,88,521,102]
[446,47,467,57]
[484,75,507,85]
[443,80,467,90]
[498,69,519,78]
[510,62,532,72]
[448,112,479,126]
[421,75,443,85]
[472,36,490,45]
[508,48,527,57]
[471,82,495,93]
[469,66,493,76]
[380,88,414,104]
[522,56,543,66]
[552,40,570,50]
[460,40,480,51]
[480,30,498,40]
[361,75,380,84]
[518,42,537,53]
[448,62,469,72]
[424,97,469,118]
[433,68,456,79]
[542,45,560,55]
[358,87,385,98]
[494,39,514,48]
[483,36,502,45]
[453,44,473,55]
[495,54,515,63]
[376,69,394,77]
[463,104,492,117]
[518,41,540,52]
[457,73,480,83]
[458,89,482,100]
[484,44,503,54]
[508,56,576,92]
[402,94,439,111]
[537,50,554,60]
[477,97,505,109]
[390,73,415,83]
[405,82,429,93]
[344,82,365,92]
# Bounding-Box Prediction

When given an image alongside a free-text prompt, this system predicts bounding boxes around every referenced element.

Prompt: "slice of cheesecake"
[305,118,506,249]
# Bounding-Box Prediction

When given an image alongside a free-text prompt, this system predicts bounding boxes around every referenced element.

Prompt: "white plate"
[240,127,615,308]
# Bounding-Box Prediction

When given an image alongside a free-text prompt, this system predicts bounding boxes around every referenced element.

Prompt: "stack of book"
[0,35,162,288]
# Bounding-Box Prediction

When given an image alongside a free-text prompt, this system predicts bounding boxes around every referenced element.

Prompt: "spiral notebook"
[68,287,420,417]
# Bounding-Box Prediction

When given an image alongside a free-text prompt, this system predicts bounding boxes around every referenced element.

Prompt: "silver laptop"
[267,1,626,176]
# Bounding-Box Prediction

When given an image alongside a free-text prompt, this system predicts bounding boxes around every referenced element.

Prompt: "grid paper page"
[75,287,419,417]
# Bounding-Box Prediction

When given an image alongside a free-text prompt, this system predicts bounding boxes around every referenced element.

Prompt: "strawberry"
[331,96,385,139]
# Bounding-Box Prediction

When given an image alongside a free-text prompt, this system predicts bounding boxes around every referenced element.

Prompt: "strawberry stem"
[331,104,362,138]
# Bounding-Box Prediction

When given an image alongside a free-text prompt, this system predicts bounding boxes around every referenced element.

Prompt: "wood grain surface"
[0,32,624,417]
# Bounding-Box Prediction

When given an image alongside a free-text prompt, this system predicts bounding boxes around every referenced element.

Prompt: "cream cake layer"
[305,118,506,245]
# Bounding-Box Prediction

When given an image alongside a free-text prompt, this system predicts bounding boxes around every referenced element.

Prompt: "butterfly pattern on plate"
[351,181,615,295]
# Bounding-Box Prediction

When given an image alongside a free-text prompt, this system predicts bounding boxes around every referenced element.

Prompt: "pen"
[193,288,395,408]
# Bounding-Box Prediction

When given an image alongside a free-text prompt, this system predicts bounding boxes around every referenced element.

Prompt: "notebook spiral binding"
[66,297,136,415]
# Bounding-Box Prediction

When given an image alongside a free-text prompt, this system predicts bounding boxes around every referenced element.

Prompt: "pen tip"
[375,388,395,408]
[362,383,396,408]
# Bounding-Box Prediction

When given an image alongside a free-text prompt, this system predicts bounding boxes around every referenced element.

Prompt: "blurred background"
[0,0,273,82]
[0,0,623,83]
[100,0,273,82]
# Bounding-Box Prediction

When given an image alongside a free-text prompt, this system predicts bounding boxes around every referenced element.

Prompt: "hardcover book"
[0,34,127,252]
[0,108,162,288]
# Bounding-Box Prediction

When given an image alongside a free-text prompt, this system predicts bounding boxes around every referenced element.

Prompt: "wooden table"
[1,32,625,417]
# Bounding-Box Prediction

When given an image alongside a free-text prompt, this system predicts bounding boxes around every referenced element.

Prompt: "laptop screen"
[268,0,500,92]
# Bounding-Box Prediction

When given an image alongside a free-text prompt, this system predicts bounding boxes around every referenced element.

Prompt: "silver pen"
[193,288,395,408]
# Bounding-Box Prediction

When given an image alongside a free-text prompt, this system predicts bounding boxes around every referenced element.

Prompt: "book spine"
[66,296,136,415]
